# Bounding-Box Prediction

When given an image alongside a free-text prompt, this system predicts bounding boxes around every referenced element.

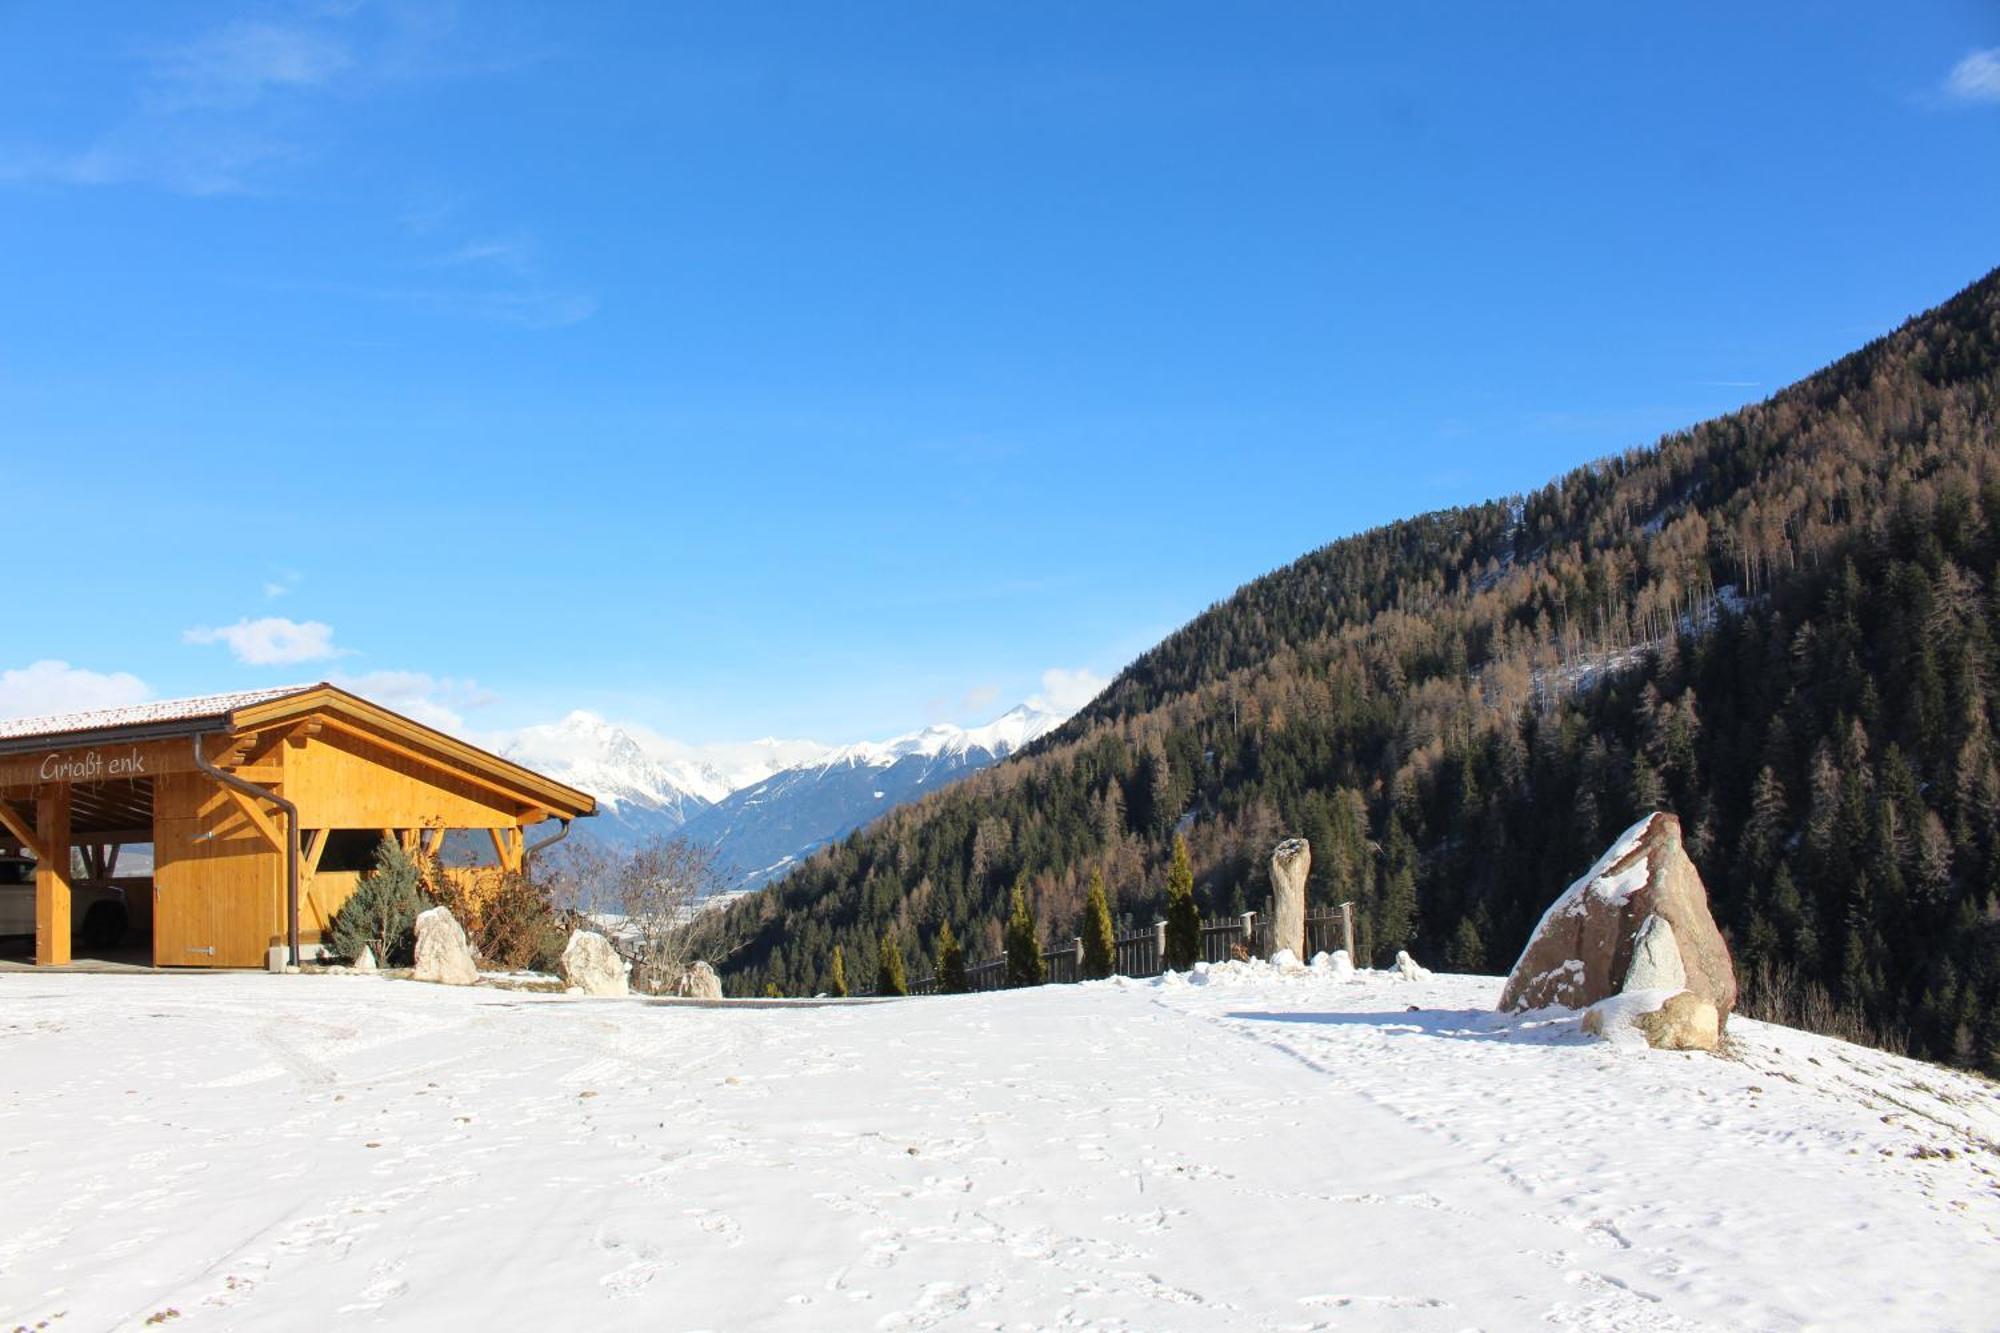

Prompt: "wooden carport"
[0,684,595,968]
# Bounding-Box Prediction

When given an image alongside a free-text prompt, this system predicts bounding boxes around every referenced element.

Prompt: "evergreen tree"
[876,931,908,997]
[828,944,848,998]
[936,920,969,994]
[1164,834,1201,970]
[1445,908,1488,973]
[328,837,429,966]
[713,267,2000,1072]
[1004,875,1046,987]
[1081,871,1116,979]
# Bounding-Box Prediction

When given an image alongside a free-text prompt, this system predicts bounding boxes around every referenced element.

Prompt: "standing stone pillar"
[1269,838,1310,961]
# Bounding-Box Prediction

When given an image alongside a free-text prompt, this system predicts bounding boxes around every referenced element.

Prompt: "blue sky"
[2,2,1997,746]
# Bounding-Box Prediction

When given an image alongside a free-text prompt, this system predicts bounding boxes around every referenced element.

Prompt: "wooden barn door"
[152,773,279,968]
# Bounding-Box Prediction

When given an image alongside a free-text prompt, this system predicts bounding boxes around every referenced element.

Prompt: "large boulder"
[677,960,723,1000]
[1498,812,1735,1024]
[1581,988,1722,1052]
[560,930,630,997]
[1269,838,1310,962]
[411,906,479,986]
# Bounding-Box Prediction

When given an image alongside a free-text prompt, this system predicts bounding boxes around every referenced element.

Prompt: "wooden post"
[35,790,72,967]
[1153,919,1167,975]
[1339,900,1356,963]
[1239,911,1256,955]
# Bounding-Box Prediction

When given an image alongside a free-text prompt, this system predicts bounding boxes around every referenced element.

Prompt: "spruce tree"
[828,944,848,998]
[328,836,430,966]
[876,932,908,997]
[1081,871,1116,979]
[936,920,969,994]
[1164,834,1201,970]
[1004,875,1046,987]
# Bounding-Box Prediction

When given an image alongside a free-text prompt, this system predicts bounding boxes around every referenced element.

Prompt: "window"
[317,830,390,874]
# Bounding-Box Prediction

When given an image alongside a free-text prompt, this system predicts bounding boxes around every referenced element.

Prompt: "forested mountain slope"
[716,268,2000,1071]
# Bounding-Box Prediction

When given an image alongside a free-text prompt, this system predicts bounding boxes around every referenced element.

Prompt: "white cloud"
[331,670,493,735]
[0,661,150,720]
[148,19,353,111]
[959,683,1001,713]
[1945,48,2000,103]
[183,617,344,666]
[0,122,296,196]
[1030,666,1110,717]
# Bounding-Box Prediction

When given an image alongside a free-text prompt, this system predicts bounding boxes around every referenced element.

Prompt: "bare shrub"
[538,836,725,994]
[1737,957,1909,1056]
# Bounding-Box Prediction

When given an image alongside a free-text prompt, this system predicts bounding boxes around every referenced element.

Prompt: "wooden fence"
[881,907,1354,998]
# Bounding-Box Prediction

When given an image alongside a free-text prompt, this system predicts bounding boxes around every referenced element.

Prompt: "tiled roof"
[0,685,318,742]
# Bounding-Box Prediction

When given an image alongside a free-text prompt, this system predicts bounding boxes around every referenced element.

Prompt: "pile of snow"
[3,964,1996,1328]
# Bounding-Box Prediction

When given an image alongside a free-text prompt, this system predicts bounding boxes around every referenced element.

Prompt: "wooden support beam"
[219,784,287,854]
[0,800,51,864]
[302,829,327,878]
[35,790,71,966]
[62,828,151,848]
[487,827,511,869]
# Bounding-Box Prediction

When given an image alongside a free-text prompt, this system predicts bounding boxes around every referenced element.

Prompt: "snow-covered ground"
[3,962,1997,1331]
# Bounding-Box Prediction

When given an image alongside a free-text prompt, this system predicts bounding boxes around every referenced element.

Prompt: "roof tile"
[0,685,316,741]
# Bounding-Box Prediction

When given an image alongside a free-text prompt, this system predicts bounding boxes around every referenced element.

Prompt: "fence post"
[1339,900,1356,962]
[1239,911,1255,956]
[1153,919,1167,974]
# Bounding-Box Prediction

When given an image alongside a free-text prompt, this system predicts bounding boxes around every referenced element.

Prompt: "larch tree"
[937,920,969,994]
[1164,835,1200,970]
[876,932,908,997]
[1004,875,1046,987]
[1081,870,1116,979]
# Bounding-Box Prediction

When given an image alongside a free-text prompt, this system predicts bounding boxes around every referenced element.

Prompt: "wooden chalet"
[0,684,595,968]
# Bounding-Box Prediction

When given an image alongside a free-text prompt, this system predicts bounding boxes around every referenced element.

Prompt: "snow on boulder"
[411,906,479,986]
[677,960,723,1000]
[559,930,630,997]
[352,945,377,974]
[1582,988,1721,1052]
[1498,812,1736,1025]
[1394,950,1431,980]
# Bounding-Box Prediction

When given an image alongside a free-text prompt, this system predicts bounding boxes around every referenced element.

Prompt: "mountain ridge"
[502,702,1067,887]
[715,266,2000,1078]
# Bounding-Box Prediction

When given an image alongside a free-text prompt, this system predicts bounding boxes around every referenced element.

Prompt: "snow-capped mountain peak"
[816,703,1063,771]
[501,710,729,812]
[498,700,1069,888]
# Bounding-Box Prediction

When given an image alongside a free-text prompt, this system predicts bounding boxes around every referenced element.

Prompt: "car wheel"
[82,902,126,950]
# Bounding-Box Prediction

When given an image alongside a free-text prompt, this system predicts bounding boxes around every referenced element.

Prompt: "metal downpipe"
[524,817,573,868]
